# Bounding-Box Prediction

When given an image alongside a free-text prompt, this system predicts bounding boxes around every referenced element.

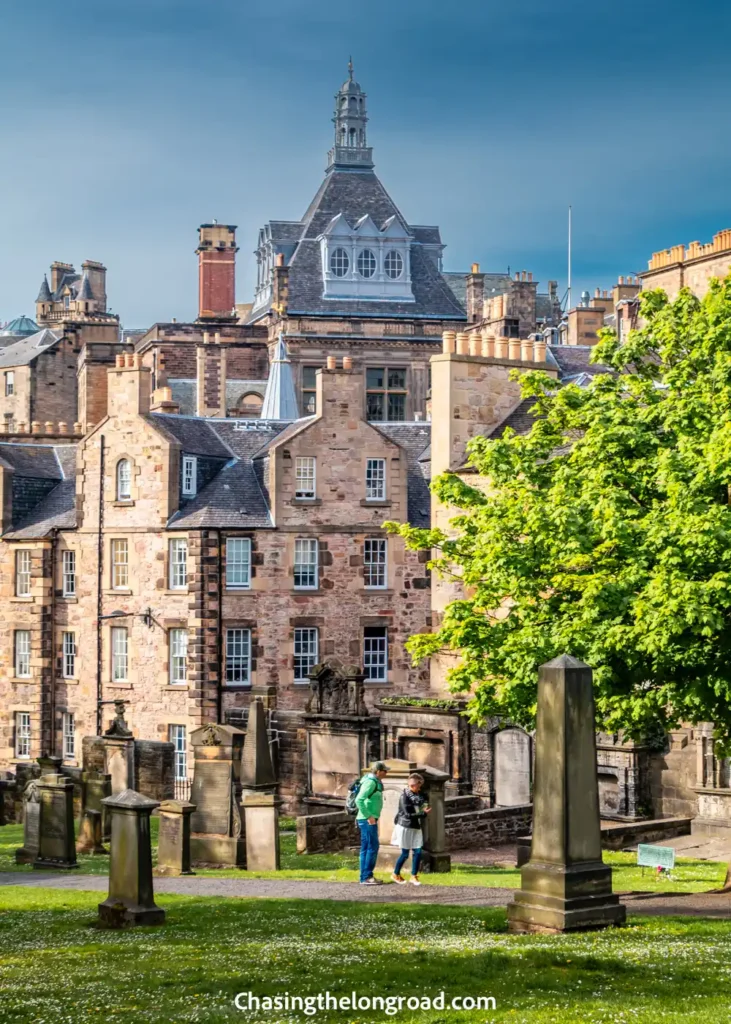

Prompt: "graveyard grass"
[0,821,725,893]
[2,886,731,1024]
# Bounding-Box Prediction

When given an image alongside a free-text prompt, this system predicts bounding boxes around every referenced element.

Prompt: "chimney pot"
[442,331,456,354]
[468,334,480,357]
[44,421,54,434]
[276,252,285,267]
[342,356,352,370]
[326,356,336,370]
[508,339,521,361]
[58,422,68,434]
[31,421,41,434]
[481,332,495,358]
[115,354,125,368]
[618,275,625,285]
[73,422,82,434]
[495,337,509,359]
[456,332,469,355]
[471,262,480,274]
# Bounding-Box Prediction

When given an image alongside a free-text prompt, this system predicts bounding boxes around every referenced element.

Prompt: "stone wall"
[444,803,533,851]
[296,809,360,854]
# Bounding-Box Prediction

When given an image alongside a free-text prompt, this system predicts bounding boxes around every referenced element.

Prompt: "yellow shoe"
[391,874,406,885]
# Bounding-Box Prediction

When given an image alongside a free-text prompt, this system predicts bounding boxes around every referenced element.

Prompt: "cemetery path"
[2,873,731,916]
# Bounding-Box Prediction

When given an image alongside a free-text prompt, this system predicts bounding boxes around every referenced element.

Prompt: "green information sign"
[637,843,676,870]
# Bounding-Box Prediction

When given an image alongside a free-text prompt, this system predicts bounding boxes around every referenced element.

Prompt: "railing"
[174,777,192,801]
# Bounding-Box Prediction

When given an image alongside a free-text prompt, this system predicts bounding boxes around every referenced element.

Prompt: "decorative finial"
[348,56,354,81]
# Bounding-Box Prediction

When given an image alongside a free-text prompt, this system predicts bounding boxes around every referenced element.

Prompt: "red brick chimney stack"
[196,222,238,320]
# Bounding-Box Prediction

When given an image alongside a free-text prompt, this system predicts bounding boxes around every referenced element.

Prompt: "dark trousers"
[394,847,422,876]
[357,819,380,882]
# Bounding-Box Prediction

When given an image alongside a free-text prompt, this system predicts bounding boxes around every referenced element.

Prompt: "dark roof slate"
[4,479,77,539]
[0,442,77,539]
[167,460,272,529]
[147,414,234,458]
[0,443,64,478]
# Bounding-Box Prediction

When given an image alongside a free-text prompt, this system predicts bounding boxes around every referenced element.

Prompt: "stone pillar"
[375,761,451,873]
[244,793,282,871]
[421,767,450,872]
[15,780,41,864]
[33,775,78,870]
[98,789,165,927]
[102,700,135,795]
[156,799,196,876]
[507,655,626,933]
[240,697,277,795]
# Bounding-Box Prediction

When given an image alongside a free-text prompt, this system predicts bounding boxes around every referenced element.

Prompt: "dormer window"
[384,251,404,279]
[357,249,377,278]
[182,456,197,497]
[330,248,349,278]
[116,459,131,500]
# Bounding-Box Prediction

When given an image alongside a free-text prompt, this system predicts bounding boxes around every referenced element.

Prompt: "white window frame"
[111,539,129,590]
[15,711,31,759]
[15,630,31,678]
[62,712,75,760]
[5,371,14,397]
[169,724,187,780]
[295,456,316,499]
[294,627,318,683]
[225,628,251,686]
[169,628,188,685]
[168,538,188,590]
[15,549,31,597]
[182,456,197,497]
[293,538,319,590]
[364,538,388,589]
[62,549,76,597]
[225,537,251,590]
[365,458,386,501]
[364,626,388,682]
[111,626,128,682]
[116,459,132,501]
[62,631,76,679]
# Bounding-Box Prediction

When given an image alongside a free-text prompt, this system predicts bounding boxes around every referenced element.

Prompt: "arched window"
[116,459,131,500]
[349,127,356,146]
[357,249,377,279]
[384,251,404,280]
[330,248,350,278]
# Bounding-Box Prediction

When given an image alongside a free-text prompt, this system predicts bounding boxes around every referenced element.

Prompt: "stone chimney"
[107,353,152,418]
[80,260,108,311]
[50,262,75,293]
[465,263,485,323]
[272,253,289,316]
[196,223,238,319]
[196,331,226,417]
[315,357,363,421]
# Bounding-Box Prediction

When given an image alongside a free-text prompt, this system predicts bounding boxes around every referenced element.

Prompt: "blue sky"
[1,0,730,326]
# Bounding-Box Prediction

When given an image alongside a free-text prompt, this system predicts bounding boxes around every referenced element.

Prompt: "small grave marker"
[637,843,676,872]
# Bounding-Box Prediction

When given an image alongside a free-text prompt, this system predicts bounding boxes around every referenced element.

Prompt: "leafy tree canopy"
[387,277,731,744]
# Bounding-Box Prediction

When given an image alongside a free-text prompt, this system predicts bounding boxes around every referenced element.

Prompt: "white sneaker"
[410,875,421,886]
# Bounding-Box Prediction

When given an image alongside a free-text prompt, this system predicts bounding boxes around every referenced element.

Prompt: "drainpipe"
[216,528,223,724]
[95,436,105,735]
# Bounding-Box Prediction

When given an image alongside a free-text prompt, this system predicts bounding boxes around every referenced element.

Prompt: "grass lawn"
[1,887,731,1023]
[0,821,725,893]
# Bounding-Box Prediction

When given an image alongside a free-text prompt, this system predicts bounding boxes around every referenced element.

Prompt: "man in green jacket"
[355,761,390,884]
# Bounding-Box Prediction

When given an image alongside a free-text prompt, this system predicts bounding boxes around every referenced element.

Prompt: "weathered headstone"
[241,698,277,794]
[15,780,41,864]
[155,799,196,876]
[507,655,626,933]
[77,809,106,855]
[98,789,164,927]
[244,793,282,871]
[80,771,112,841]
[33,775,78,870]
[190,724,246,868]
[103,700,135,795]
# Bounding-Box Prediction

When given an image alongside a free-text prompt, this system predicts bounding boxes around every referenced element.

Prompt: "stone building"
[0,350,433,806]
[640,228,731,301]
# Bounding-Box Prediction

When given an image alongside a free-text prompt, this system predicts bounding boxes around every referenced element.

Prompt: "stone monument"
[303,661,377,806]
[33,774,78,870]
[103,700,135,795]
[98,789,164,927]
[507,655,626,933]
[15,779,41,864]
[375,760,451,873]
[243,793,282,871]
[155,799,196,876]
[190,723,246,867]
[79,770,113,842]
[241,697,277,795]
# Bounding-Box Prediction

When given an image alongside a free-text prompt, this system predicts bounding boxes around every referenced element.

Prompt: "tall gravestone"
[98,789,164,927]
[15,779,41,864]
[33,775,78,870]
[507,655,626,933]
[103,700,135,795]
[375,760,451,873]
[190,724,246,868]
[156,799,196,876]
[244,793,282,871]
[241,698,277,795]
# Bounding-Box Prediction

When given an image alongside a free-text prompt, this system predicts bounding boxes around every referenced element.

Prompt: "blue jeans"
[394,847,422,876]
[357,819,380,882]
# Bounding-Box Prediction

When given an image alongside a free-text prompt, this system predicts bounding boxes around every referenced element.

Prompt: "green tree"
[387,276,731,746]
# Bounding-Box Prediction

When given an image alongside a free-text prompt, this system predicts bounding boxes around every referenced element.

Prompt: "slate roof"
[376,422,432,528]
[147,414,234,458]
[0,328,60,368]
[547,345,611,380]
[251,169,467,322]
[167,459,273,529]
[0,442,78,539]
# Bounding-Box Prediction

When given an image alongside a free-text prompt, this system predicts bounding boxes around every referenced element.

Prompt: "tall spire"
[327,60,373,172]
[261,334,299,420]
